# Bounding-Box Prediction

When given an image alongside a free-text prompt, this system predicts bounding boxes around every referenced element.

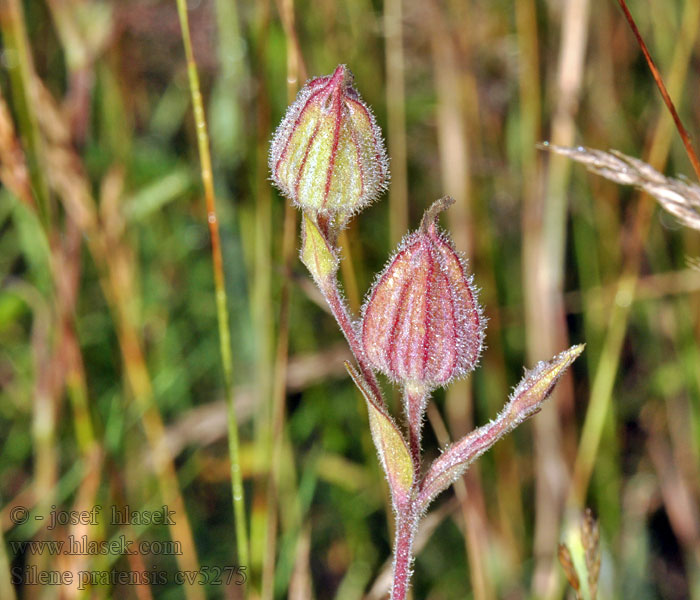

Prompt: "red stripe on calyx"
[322,75,346,210]
[445,270,459,380]
[389,271,412,379]
[420,242,434,381]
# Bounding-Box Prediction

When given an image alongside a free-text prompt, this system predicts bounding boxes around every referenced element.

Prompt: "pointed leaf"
[506,343,585,423]
[346,363,414,509]
[300,212,339,285]
[418,344,584,511]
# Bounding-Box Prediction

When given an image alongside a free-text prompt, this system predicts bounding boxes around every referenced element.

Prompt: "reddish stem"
[390,504,418,600]
[321,276,385,404]
[616,0,700,181]
[323,273,422,599]
[404,385,428,477]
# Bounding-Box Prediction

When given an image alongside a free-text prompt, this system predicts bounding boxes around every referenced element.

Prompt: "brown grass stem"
[384,0,408,246]
[262,198,294,600]
[1,4,60,591]
[616,0,700,182]
[44,158,204,599]
[551,6,700,596]
[57,221,97,458]
[98,239,205,600]
[174,0,249,569]
[0,16,97,591]
[246,0,274,584]
[429,2,473,257]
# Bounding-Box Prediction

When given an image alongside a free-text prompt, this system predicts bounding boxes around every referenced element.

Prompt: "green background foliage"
[1,0,700,598]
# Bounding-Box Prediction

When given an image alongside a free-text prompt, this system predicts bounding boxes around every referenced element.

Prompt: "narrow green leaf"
[345,362,413,509]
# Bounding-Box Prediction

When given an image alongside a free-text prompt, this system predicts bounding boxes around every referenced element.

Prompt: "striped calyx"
[269,64,389,224]
[361,197,484,389]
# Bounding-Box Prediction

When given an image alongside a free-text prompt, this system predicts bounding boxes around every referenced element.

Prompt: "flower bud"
[269,64,389,224]
[361,197,484,389]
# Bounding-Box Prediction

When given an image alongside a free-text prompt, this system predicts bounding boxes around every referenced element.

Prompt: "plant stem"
[403,384,428,475]
[391,503,418,600]
[321,275,385,404]
[323,268,424,600]
[174,0,249,567]
[616,0,700,181]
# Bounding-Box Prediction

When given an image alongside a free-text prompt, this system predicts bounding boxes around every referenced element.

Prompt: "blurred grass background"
[1,0,700,598]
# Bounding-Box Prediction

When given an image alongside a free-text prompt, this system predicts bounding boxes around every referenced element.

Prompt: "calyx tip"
[331,64,354,90]
[420,196,455,233]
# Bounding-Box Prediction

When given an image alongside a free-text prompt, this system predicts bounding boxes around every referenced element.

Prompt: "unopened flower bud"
[269,64,389,224]
[361,197,484,389]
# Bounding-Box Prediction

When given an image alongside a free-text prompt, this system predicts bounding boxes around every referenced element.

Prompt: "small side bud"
[361,197,484,389]
[506,344,585,424]
[269,64,389,225]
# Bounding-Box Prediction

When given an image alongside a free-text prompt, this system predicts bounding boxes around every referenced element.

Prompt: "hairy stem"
[391,504,419,600]
[403,384,428,476]
[321,275,385,404]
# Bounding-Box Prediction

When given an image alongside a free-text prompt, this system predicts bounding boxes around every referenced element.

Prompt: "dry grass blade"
[541,144,700,231]
[615,0,700,181]
[581,508,601,600]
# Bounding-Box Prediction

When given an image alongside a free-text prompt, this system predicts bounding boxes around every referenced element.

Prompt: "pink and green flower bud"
[269,64,389,224]
[361,197,484,390]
